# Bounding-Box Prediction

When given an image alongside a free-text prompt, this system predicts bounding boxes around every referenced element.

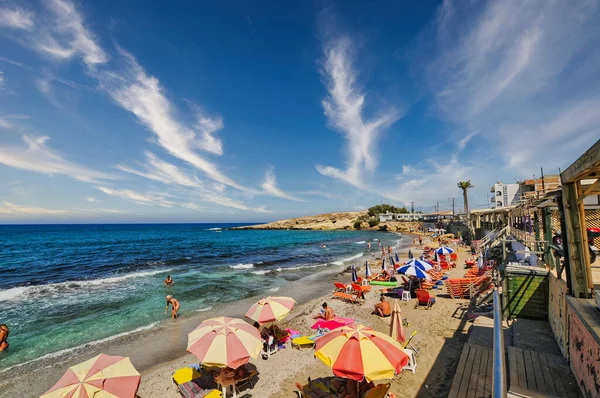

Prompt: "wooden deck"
[448,343,493,398]
[508,346,580,398]
[449,344,581,398]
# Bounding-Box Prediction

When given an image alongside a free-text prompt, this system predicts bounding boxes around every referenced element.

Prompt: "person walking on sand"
[418,236,423,246]
[373,296,391,317]
[0,324,9,352]
[165,295,180,318]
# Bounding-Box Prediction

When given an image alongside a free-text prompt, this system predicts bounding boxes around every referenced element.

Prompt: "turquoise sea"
[0,223,402,371]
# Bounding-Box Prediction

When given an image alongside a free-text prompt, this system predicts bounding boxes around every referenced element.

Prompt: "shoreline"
[0,232,412,398]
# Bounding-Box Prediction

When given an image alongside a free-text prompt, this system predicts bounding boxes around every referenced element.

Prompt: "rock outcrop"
[233,211,422,232]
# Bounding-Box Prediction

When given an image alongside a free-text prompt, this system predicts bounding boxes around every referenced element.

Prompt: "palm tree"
[457,181,474,214]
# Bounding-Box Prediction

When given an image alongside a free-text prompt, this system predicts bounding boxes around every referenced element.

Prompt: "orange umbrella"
[40,354,141,398]
[187,316,262,369]
[314,324,409,382]
[389,299,405,344]
[245,296,296,324]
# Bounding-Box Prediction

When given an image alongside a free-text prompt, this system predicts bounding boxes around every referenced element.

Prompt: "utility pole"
[541,167,545,194]
[410,202,415,214]
[452,198,455,219]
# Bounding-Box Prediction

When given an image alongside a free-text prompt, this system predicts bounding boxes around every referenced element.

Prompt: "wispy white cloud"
[0,135,115,183]
[316,36,401,189]
[117,152,203,188]
[96,186,172,206]
[0,118,12,129]
[35,0,107,68]
[261,168,302,201]
[0,8,34,30]
[425,0,600,174]
[0,202,70,215]
[194,110,224,156]
[99,49,248,191]
[86,197,99,202]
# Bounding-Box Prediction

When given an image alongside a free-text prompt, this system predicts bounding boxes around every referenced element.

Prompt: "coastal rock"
[233,211,423,232]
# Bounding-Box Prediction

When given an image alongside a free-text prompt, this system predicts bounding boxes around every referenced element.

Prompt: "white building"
[490,182,520,208]
[378,212,420,222]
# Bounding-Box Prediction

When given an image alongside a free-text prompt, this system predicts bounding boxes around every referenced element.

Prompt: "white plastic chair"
[402,348,417,373]
[401,291,411,302]
[261,335,277,359]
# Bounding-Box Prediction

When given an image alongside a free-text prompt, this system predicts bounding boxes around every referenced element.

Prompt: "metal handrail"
[492,288,507,397]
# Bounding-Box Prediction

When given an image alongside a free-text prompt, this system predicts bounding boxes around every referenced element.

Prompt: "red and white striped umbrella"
[315,324,408,382]
[245,296,296,324]
[187,317,262,369]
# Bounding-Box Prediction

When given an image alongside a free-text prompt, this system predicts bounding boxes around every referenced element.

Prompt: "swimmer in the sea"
[164,275,174,287]
[165,295,180,318]
[0,324,9,352]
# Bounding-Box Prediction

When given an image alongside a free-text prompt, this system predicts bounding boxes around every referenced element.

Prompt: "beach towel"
[311,316,355,330]
[177,381,221,398]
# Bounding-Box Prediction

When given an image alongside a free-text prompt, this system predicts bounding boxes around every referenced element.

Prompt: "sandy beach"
[1,234,475,398]
[136,236,473,398]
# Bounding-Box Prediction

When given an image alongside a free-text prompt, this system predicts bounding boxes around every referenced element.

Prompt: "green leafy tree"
[367,204,408,216]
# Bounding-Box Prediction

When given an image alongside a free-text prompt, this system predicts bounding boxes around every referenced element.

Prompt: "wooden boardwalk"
[448,343,493,398]
[508,346,580,398]
[449,344,581,398]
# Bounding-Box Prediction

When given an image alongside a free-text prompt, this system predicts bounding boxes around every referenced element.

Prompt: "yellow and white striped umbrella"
[40,354,141,398]
[187,317,262,369]
[245,296,296,324]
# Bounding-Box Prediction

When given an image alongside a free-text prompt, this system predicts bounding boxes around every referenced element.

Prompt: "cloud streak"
[0,8,34,30]
[316,36,401,189]
[0,135,115,183]
[426,0,600,174]
[261,168,302,201]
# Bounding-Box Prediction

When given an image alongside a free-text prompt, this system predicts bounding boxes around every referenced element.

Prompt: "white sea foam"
[268,287,280,292]
[0,322,159,374]
[196,306,213,312]
[250,270,270,275]
[206,227,222,231]
[0,268,173,302]
[229,263,254,269]
[276,263,328,272]
[332,252,363,265]
[354,240,366,244]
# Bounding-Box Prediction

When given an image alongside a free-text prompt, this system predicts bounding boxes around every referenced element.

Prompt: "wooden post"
[543,207,556,272]
[576,181,593,291]
[561,181,589,298]
[534,212,540,252]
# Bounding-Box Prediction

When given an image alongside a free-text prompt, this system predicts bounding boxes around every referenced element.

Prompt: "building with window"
[490,182,520,208]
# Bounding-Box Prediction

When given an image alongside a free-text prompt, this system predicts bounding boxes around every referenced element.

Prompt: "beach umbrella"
[405,258,433,271]
[395,253,400,263]
[365,261,372,278]
[398,264,431,280]
[435,247,454,255]
[187,316,262,369]
[351,265,359,283]
[245,296,296,325]
[41,354,141,398]
[314,324,409,382]
[389,300,406,344]
[382,257,388,272]
[408,249,413,259]
[382,257,386,270]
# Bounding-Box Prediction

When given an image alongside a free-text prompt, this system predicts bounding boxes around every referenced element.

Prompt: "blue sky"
[0,0,599,223]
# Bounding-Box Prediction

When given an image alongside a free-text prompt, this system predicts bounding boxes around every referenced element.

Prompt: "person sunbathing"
[0,324,9,352]
[373,270,391,281]
[373,296,391,317]
[313,302,334,320]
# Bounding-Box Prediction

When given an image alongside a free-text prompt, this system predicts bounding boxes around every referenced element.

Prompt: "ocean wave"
[206,227,222,231]
[0,269,173,302]
[250,270,270,275]
[230,263,254,269]
[354,241,366,244]
[332,252,363,265]
[196,306,213,312]
[0,322,159,375]
[276,263,328,271]
[268,287,280,292]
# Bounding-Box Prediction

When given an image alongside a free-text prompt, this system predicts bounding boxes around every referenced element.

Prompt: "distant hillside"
[234,211,422,232]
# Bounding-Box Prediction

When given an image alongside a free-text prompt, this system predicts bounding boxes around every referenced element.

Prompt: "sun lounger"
[334,282,349,292]
[333,291,363,304]
[172,366,221,398]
